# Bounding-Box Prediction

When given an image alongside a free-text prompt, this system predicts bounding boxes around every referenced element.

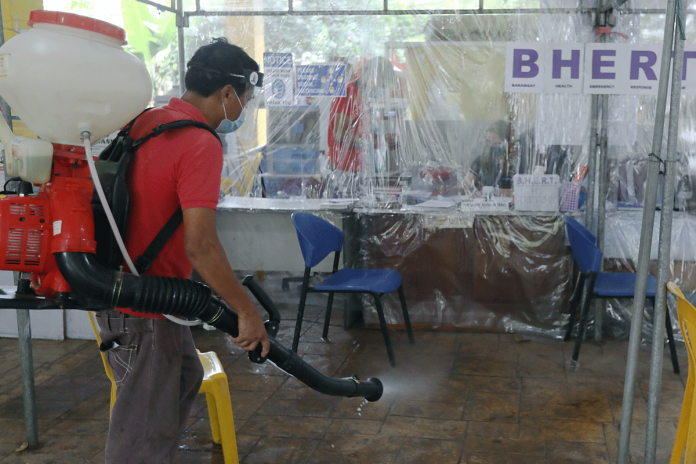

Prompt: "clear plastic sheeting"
[350,210,573,333]
[198,1,696,337]
[583,212,696,347]
[52,0,696,336]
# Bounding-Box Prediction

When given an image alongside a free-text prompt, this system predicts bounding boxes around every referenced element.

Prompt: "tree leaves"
[121,0,177,92]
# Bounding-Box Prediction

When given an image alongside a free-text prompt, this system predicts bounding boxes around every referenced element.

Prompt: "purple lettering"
[513,49,540,78]
[683,51,696,81]
[593,49,616,80]
[630,50,658,80]
[552,49,581,79]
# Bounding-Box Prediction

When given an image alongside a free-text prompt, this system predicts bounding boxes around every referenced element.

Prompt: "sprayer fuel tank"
[0,10,152,145]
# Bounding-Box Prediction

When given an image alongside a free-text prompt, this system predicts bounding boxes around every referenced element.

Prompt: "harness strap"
[134,207,184,274]
[115,117,221,273]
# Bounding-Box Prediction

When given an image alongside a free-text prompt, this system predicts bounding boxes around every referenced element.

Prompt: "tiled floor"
[0,295,688,463]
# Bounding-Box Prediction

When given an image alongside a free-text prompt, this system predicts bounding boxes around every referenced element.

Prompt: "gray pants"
[96,310,204,464]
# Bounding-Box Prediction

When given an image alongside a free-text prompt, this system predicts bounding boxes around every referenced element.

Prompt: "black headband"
[187,64,264,88]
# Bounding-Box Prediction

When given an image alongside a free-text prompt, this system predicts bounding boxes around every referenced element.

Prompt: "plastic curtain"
[126,0,696,337]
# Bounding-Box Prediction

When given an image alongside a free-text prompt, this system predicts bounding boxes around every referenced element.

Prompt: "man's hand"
[231,310,270,357]
[182,207,271,358]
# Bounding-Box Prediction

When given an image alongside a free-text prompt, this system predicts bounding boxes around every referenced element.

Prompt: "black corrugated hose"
[54,252,382,402]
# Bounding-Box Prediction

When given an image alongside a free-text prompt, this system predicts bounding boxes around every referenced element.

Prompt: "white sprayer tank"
[0,10,152,146]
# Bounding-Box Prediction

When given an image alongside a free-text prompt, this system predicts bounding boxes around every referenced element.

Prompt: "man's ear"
[220,84,234,103]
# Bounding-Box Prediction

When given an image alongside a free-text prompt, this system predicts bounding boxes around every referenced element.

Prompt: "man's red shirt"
[116,98,222,318]
[327,81,366,173]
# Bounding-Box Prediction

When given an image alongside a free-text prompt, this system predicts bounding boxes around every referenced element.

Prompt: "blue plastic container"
[267,148,319,174]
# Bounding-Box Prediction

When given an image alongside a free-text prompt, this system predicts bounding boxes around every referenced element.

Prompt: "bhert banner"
[505,43,584,94]
[505,42,696,95]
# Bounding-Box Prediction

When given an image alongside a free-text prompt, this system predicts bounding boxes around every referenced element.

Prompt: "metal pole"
[181,7,675,16]
[585,0,605,236]
[643,21,684,464]
[587,1,610,342]
[176,0,186,96]
[0,5,39,449]
[616,0,677,461]
[586,95,599,233]
[595,90,609,341]
[16,310,38,448]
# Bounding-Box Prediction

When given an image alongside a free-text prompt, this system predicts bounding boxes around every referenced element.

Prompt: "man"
[96,38,270,464]
[326,56,396,198]
[463,120,515,196]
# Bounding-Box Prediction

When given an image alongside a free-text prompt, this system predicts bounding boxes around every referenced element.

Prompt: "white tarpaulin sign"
[505,43,544,93]
[505,43,696,95]
[505,43,585,94]
[544,43,585,94]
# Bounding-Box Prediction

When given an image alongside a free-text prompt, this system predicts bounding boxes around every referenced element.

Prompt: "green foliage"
[120,0,178,93]
[263,14,428,63]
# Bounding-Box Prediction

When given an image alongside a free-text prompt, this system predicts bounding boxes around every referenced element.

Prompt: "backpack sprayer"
[0,10,382,402]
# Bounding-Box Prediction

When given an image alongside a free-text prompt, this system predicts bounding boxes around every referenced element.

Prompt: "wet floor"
[0,296,687,463]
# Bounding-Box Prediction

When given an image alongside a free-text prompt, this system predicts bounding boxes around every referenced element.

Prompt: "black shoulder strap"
[130,119,222,274]
[133,119,222,149]
[134,207,183,274]
[154,120,222,144]
[121,107,154,137]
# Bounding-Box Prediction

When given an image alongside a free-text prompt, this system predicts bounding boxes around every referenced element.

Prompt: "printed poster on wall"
[264,53,294,107]
[296,64,346,98]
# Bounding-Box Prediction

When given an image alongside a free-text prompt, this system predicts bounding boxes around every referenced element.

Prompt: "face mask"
[216,92,246,134]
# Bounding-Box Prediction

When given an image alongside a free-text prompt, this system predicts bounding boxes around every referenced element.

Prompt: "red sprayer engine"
[0,144,96,298]
[0,9,149,299]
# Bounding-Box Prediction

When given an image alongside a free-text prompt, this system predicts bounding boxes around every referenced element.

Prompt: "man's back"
[125,98,223,281]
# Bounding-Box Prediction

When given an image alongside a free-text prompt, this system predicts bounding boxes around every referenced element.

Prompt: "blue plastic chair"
[290,212,415,366]
[564,216,679,373]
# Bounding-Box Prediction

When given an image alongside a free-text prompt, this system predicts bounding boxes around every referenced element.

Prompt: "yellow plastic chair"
[88,312,239,464]
[220,151,263,197]
[196,350,239,464]
[88,312,118,415]
[667,282,696,464]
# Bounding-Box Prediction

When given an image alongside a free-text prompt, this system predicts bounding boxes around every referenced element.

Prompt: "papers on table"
[403,197,458,210]
[459,198,512,212]
[321,199,357,209]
